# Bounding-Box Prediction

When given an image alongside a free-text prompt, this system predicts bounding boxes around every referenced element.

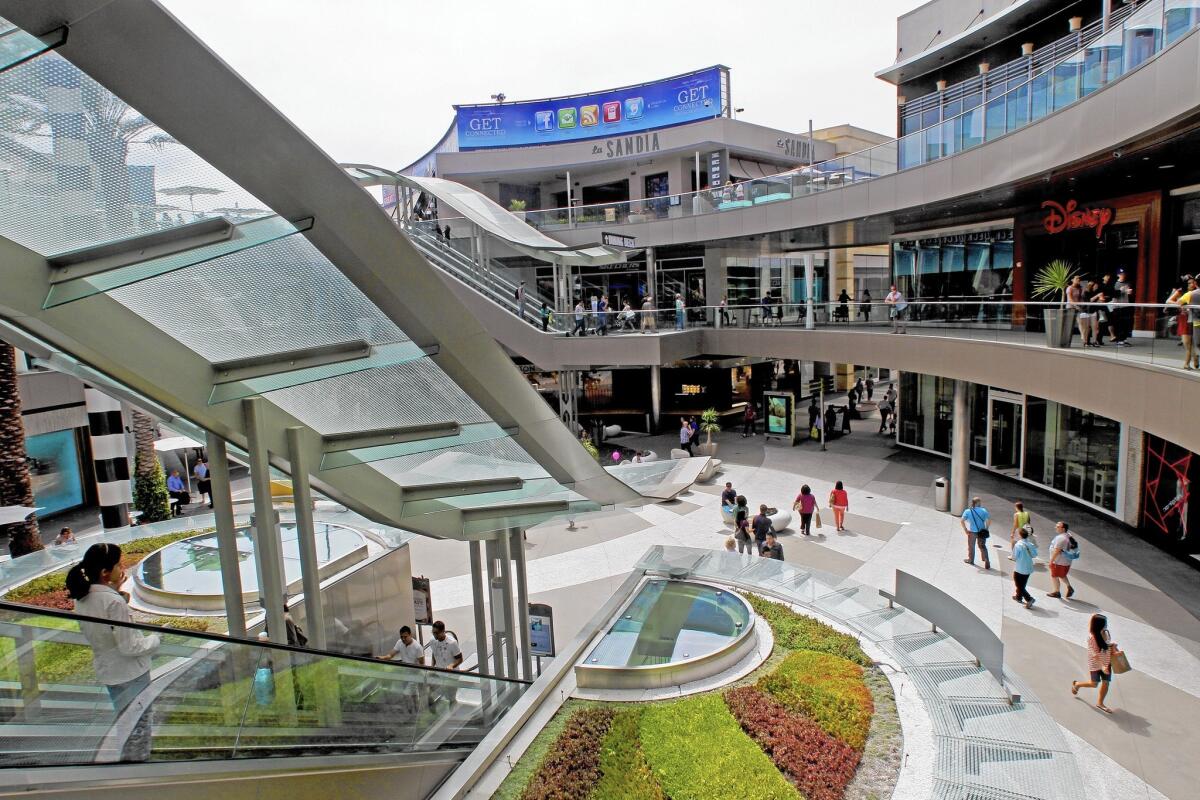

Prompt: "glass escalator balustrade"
[0,600,525,767]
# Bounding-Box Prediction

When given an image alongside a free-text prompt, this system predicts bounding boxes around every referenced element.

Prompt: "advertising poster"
[25,429,83,516]
[529,602,555,657]
[1142,434,1200,554]
[763,392,795,444]
[455,66,725,150]
[412,576,432,625]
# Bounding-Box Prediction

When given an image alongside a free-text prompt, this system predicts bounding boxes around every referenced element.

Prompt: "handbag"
[1111,648,1131,674]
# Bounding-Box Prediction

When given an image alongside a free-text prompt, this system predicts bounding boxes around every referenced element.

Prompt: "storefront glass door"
[988,396,1023,476]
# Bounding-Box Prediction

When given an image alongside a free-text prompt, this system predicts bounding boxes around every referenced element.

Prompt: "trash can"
[933,477,950,512]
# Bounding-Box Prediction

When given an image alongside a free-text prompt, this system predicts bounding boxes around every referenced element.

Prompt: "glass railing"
[543,299,1200,372]
[514,0,1194,231]
[0,598,526,767]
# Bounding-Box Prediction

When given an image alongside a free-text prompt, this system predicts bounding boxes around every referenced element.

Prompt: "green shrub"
[593,708,666,800]
[759,651,874,750]
[133,451,172,523]
[746,594,870,666]
[5,571,73,602]
[521,706,614,800]
[639,693,799,799]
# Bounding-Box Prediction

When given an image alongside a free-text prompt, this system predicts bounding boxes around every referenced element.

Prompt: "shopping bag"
[1111,649,1131,674]
[810,426,819,439]
[814,510,823,529]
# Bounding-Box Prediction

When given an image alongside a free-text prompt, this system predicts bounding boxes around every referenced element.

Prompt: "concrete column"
[485,538,505,679]
[950,379,970,516]
[498,533,519,679]
[511,528,533,681]
[286,426,326,650]
[469,540,490,675]
[646,246,657,304]
[650,365,662,433]
[206,433,246,639]
[804,253,815,330]
[83,387,131,529]
[242,398,287,644]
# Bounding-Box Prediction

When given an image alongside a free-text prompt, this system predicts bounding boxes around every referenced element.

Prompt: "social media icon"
[534,110,555,132]
[557,107,577,129]
[602,101,621,123]
[580,105,599,127]
[625,97,644,119]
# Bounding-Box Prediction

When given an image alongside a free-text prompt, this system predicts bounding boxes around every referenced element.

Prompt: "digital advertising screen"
[455,66,725,151]
[764,392,795,443]
[25,429,83,516]
[529,602,555,657]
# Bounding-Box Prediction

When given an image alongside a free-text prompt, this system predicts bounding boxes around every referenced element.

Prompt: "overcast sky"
[160,0,916,169]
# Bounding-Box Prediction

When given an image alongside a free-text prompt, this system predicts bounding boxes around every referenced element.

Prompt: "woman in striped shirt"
[1071,614,1118,713]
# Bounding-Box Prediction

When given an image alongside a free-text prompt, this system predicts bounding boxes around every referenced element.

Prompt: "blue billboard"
[455,66,726,151]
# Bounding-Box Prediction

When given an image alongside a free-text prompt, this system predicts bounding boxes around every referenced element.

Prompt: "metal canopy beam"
[460,500,569,521]
[47,216,234,282]
[322,421,463,452]
[212,340,371,383]
[398,477,524,503]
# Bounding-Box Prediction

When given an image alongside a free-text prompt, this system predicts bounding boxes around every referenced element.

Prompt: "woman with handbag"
[792,485,817,536]
[1072,614,1124,713]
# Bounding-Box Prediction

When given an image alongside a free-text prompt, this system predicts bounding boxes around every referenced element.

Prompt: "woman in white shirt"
[67,543,159,758]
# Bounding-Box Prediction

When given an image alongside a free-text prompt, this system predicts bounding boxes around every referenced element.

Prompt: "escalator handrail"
[0,597,533,686]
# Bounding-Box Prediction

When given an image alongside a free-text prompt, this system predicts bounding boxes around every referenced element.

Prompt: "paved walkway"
[411,421,1199,800]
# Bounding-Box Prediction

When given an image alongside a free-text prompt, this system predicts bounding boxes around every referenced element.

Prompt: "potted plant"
[697,408,721,456]
[507,198,527,222]
[1031,259,1079,348]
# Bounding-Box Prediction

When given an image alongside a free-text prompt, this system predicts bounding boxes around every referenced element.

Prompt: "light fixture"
[1159,164,1176,169]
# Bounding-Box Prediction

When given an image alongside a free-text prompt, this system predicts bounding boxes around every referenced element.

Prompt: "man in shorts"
[1048,521,1076,599]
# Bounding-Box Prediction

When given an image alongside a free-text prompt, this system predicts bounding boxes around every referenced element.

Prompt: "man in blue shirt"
[167,470,187,516]
[960,496,991,569]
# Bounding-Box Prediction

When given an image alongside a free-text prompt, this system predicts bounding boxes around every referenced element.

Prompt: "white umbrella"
[0,506,42,526]
[155,435,203,495]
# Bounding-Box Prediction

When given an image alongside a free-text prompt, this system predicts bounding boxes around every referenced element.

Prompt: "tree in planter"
[0,344,41,557]
[1031,259,1080,347]
[131,409,171,523]
[699,408,721,454]
[1030,259,1079,307]
[507,199,527,212]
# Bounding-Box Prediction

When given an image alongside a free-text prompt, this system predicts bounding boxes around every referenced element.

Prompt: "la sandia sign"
[1041,199,1114,239]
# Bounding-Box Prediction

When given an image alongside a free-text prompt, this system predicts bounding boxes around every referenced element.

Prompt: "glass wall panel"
[970,383,989,464]
[1030,72,1051,121]
[1006,83,1029,131]
[898,373,953,454]
[984,97,1006,141]
[1023,398,1120,511]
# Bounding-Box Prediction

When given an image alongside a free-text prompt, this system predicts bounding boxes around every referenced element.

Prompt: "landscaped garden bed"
[496,592,902,800]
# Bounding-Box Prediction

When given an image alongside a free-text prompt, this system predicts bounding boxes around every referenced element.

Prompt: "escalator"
[0,599,525,782]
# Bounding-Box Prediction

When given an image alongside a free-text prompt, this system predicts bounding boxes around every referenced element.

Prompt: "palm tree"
[0,54,175,242]
[0,343,41,556]
[131,408,171,523]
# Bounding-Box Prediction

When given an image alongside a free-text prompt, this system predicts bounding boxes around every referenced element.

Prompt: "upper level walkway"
[447,288,1200,456]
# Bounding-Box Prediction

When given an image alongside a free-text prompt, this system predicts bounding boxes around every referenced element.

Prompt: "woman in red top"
[792,485,817,535]
[828,480,849,531]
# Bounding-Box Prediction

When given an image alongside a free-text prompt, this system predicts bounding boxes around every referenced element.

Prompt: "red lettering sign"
[1041,199,1114,239]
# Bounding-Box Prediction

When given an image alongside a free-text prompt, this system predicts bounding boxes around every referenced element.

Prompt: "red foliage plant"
[521,706,615,800]
[21,590,73,610]
[725,685,861,800]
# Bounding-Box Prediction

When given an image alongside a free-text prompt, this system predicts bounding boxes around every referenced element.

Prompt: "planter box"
[1042,308,1077,348]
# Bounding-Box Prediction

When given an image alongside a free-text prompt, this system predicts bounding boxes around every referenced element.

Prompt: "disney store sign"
[1041,199,1114,240]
